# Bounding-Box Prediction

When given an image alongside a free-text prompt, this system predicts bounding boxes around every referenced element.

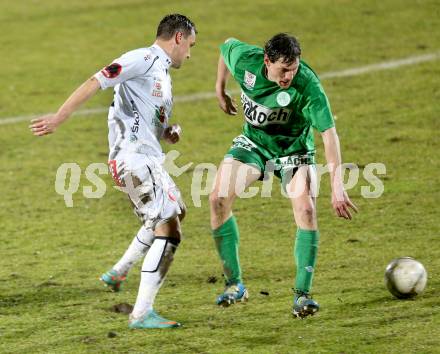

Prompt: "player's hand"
[331,185,358,220]
[29,114,61,136]
[217,92,238,115]
[163,124,181,144]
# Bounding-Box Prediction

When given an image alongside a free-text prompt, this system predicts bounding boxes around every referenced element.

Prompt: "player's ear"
[263,54,271,66]
[175,31,183,44]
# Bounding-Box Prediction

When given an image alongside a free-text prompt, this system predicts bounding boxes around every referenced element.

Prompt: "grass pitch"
[1,1,439,353]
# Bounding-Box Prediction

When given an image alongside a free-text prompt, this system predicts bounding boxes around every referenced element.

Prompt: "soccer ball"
[384,257,427,299]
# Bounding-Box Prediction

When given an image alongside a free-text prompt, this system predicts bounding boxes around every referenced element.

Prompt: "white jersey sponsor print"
[94,44,173,159]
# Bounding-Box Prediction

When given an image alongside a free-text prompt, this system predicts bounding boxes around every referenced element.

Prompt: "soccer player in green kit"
[209,33,358,318]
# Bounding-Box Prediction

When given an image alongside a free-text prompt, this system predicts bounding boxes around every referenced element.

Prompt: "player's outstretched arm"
[29,77,101,136]
[321,127,358,220]
[215,55,237,116]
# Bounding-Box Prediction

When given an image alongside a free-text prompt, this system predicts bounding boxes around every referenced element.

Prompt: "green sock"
[294,228,320,293]
[212,215,242,285]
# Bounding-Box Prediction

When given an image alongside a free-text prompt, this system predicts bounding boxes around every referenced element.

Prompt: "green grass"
[1,0,440,353]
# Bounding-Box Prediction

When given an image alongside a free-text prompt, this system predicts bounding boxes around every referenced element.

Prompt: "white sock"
[113,226,154,275]
[131,237,179,318]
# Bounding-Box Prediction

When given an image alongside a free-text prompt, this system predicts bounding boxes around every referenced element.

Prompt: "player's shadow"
[340,311,433,328]
[346,290,438,307]
[336,290,438,328]
[345,294,397,306]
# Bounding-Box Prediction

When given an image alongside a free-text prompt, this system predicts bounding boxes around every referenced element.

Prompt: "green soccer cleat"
[292,290,320,319]
[128,310,181,329]
[100,269,127,292]
[216,283,249,307]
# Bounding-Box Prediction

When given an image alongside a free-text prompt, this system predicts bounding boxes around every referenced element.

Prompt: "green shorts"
[226,134,315,186]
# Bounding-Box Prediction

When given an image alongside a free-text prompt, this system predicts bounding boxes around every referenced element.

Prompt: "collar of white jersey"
[151,44,172,68]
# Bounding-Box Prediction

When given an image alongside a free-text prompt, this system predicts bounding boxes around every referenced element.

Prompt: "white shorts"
[108,152,185,229]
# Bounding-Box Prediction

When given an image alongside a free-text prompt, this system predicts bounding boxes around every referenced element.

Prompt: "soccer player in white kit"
[30,14,197,329]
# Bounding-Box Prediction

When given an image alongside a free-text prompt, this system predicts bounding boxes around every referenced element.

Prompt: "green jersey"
[220,38,334,158]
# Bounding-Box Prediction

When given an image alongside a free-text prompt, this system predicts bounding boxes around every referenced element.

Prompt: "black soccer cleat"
[292,290,320,319]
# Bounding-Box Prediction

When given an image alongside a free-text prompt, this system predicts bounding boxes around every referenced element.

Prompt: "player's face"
[172,30,196,69]
[264,56,300,88]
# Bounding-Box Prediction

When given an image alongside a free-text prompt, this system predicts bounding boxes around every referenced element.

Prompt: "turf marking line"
[1,51,439,126]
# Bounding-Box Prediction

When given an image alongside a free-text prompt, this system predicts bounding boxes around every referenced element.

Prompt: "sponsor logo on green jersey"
[241,92,291,126]
[244,70,256,89]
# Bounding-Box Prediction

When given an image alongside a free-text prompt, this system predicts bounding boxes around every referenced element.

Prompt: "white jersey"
[94,44,173,160]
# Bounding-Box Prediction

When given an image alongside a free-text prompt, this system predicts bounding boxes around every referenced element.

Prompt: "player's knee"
[155,217,182,240]
[162,225,182,241]
[295,203,316,221]
[169,229,182,241]
[209,193,229,212]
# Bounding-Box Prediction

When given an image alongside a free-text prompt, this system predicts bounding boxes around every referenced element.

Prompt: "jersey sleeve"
[94,50,151,90]
[219,38,251,76]
[302,81,335,132]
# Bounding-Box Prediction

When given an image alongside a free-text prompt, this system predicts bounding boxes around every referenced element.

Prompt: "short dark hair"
[156,14,197,39]
[264,33,301,64]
